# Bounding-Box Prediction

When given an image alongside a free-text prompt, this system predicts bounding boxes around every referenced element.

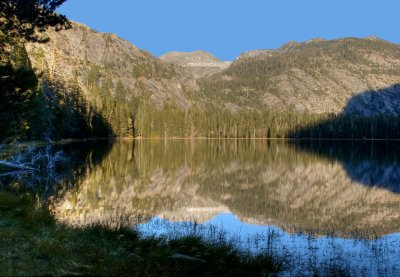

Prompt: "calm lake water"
[6,139,400,275]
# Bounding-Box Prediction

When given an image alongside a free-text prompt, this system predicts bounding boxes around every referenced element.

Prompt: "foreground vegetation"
[0,191,284,276]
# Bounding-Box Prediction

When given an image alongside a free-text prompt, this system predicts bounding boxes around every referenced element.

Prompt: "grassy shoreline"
[0,191,284,276]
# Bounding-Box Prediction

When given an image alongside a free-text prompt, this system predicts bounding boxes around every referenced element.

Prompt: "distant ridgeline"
[3,21,400,141]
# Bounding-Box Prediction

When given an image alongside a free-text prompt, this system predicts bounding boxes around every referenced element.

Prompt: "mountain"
[20,21,400,139]
[199,37,400,114]
[27,22,193,107]
[235,39,326,60]
[24,22,201,138]
[160,50,231,78]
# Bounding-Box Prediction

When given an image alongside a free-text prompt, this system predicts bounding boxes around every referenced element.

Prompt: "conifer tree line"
[81,73,400,139]
[128,105,400,139]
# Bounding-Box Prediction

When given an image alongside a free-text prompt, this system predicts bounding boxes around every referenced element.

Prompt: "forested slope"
[195,38,400,138]
[5,19,400,141]
[25,22,198,139]
[200,38,400,114]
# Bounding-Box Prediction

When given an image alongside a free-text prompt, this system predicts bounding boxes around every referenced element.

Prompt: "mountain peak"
[160,50,222,64]
[160,50,231,78]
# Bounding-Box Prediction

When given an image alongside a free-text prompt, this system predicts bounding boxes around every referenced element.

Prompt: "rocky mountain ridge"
[26,21,196,110]
[236,37,381,59]
[199,37,400,114]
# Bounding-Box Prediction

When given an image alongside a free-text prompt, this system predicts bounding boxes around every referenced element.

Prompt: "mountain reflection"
[291,140,400,193]
[50,140,400,237]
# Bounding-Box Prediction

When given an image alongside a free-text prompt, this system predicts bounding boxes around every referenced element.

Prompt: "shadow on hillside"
[288,84,400,140]
[0,62,115,197]
[0,64,114,142]
[288,84,400,193]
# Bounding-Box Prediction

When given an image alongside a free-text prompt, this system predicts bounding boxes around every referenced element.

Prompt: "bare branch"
[0,160,38,171]
[0,145,69,191]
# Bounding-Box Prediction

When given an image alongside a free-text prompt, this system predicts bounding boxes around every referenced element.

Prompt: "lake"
[5,139,400,275]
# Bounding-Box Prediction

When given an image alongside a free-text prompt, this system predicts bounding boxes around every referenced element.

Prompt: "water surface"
[6,139,400,275]
[52,140,400,236]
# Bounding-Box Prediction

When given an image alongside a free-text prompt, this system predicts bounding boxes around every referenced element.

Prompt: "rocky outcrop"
[26,21,196,110]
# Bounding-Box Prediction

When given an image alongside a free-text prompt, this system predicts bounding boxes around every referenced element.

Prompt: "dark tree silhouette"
[0,0,70,47]
[0,0,70,141]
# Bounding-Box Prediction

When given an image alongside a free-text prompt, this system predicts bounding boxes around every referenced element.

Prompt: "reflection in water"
[292,140,400,193]
[5,139,400,275]
[137,212,400,276]
[48,140,400,237]
[0,141,113,199]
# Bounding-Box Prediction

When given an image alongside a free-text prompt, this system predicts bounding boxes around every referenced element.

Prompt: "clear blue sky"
[58,0,399,61]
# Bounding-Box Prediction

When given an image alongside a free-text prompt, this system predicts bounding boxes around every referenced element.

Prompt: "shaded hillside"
[288,84,400,139]
[0,34,111,141]
[0,42,39,141]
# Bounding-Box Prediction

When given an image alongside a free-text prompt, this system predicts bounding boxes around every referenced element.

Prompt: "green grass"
[0,191,285,276]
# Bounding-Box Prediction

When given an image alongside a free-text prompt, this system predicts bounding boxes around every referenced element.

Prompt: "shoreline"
[3,136,400,150]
